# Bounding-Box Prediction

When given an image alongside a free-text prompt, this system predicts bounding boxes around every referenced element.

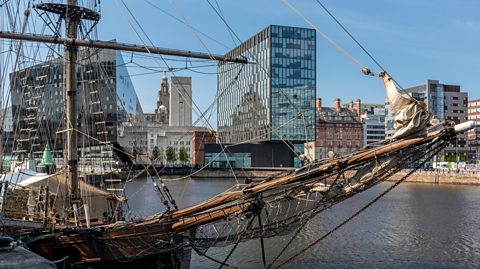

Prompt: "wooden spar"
[172,129,448,219]
[344,137,427,166]
[171,203,251,232]
[0,31,248,64]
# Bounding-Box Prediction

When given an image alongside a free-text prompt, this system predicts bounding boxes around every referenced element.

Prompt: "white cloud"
[455,20,480,31]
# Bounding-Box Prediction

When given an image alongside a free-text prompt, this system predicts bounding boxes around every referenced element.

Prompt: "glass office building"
[217,25,316,144]
[427,82,445,120]
[394,81,445,120]
[8,48,143,163]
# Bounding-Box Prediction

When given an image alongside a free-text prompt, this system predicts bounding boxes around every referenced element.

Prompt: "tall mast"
[65,0,80,214]
[34,1,102,225]
[1,0,248,223]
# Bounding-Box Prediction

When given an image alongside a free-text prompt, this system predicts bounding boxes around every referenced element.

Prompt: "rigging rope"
[116,0,244,186]
[281,0,363,69]
[266,167,346,267]
[143,0,231,50]
[212,0,238,47]
[218,202,261,269]
[312,0,405,90]
[272,139,450,268]
[206,0,312,161]
[0,0,11,8]
[189,241,235,268]
[282,0,423,103]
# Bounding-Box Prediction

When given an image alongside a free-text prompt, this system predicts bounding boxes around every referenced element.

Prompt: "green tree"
[158,146,165,164]
[132,147,138,162]
[166,146,176,163]
[151,146,160,163]
[178,146,189,164]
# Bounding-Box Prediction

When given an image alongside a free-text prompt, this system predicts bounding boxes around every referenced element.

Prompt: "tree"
[151,146,160,163]
[178,146,189,164]
[166,146,176,163]
[132,147,138,163]
[158,146,165,164]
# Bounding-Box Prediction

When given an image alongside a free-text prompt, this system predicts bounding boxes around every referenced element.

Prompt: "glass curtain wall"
[217,25,316,144]
[270,25,316,142]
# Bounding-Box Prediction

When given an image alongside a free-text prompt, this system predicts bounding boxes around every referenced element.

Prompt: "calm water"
[124,178,480,269]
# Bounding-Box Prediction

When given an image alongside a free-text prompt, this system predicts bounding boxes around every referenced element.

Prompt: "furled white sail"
[380,72,430,139]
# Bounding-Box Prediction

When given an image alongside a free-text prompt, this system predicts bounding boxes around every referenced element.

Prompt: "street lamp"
[455,137,460,171]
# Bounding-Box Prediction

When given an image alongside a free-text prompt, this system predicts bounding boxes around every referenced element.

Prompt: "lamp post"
[455,137,459,171]
[476,144,479,169]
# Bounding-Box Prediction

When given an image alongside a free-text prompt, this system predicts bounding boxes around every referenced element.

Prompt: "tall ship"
[0,1,476,268]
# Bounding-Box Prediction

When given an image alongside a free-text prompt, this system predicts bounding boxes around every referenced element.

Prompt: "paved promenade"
[387,170,480,185]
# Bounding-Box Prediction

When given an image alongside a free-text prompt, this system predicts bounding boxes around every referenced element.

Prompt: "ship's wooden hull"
[26,219,190,268]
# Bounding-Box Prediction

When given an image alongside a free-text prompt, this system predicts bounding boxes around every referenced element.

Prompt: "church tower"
[155,72,170,124]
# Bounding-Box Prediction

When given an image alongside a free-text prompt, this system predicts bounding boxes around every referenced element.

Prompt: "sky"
[95,0,480,127]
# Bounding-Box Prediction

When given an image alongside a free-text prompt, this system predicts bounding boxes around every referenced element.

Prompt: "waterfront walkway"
[388,170,480,185]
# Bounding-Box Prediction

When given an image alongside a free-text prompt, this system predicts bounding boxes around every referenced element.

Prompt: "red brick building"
[192,129,217,166]
[305,98,364,161]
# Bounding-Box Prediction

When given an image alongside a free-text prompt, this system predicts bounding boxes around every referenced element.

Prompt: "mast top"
[35,3,100,21]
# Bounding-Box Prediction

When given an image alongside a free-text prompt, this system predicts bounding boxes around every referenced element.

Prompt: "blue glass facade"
[270,25,316,141]
[115,52,144,136]
[405,82,445,120]
[427,82,445,120]
[218,25,316,144]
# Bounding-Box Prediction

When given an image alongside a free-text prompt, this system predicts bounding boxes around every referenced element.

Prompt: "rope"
[117,0,245,186]
[51,255,69,264]
[312,0,405,90]
[218,215,257,269]
[272,139,449,268]
[143,0,230,49]
[258,213,267,267]
[207,0,315,159]
[266,169,346,268]
[190,243,235,269]
[281,0,363,69]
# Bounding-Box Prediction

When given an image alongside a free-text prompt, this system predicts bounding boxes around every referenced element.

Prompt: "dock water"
[0,237,55,269]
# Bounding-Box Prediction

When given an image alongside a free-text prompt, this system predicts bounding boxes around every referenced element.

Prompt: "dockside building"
[385,80,468,162]
[211,25,316,167]
[7,48,143,164]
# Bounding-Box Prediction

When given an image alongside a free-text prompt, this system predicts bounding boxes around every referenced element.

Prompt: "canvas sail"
[380,71,431,139]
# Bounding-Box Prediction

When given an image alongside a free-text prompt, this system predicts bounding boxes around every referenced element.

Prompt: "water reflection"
[124,178,480,269]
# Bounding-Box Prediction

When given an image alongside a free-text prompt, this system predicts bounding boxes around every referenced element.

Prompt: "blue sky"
[97,0,480,126]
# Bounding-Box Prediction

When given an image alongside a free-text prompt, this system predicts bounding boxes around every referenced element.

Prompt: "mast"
[1,1,248,222]
[65,0,80,218]
[28,0,104,226]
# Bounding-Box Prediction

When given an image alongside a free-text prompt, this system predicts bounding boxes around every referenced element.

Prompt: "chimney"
[334,98,341,111]
[354,99,361,117]
[316,98,322,110]
[348,100,354,110]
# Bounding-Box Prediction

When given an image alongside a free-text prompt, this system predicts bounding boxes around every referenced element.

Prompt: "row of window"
[366,130,385,135]
[469,102,480,107]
